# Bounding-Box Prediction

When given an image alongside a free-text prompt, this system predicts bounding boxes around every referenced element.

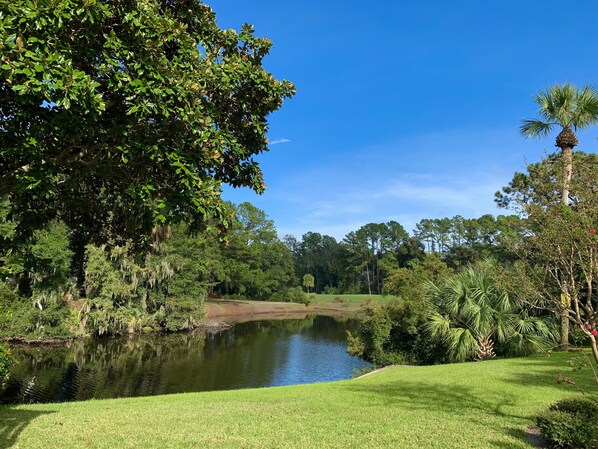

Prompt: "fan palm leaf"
[426,263,556,362]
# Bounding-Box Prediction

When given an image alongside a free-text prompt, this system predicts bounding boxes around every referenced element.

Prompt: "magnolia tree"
[0,0,294,246]
[497,151,598,362]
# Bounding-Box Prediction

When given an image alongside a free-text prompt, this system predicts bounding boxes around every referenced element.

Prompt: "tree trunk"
[474,335,496,361]
[560,145,574,350]
[555,125,577,351]
[591,336,598,367]
[560,145,574,205]
[365,263,372,295]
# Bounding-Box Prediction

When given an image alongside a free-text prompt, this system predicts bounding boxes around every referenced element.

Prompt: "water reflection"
[0,315,370,404]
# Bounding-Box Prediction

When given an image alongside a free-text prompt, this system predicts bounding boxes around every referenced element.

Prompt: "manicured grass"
[310,294,401,313]
[1,352,594,448]
[312,293,401,303]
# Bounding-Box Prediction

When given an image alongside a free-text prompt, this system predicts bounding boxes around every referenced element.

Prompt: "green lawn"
[310,294,401,313]
[312,293,400,303]
[1,351,594,448]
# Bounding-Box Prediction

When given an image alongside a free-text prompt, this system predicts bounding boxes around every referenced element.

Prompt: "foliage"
[426,261,556,362]
[276,286,309,306]
[497,151,598,362]
[383,253,452,301]
[0,343,13,384]
[218,203,296,300]
[0,291,15,382]
[414,214,523,265]
[520,84,598,349]
[25,221,75,309]
[521,84,598,139]
[536,397,598,448]
[343,221,422,295]
[347,299,446,366]
[82,236,206,335]
[0,201,304,338]
[0,0,294,244]
[285,232,350,293]
[302,273,315,293]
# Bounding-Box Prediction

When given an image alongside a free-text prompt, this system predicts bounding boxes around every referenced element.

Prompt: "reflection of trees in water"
[1,316,361,404]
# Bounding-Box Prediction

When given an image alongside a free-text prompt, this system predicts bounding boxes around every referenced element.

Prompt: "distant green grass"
[1,352,593,448]
[310,294,399,309]
[313,293,400,302]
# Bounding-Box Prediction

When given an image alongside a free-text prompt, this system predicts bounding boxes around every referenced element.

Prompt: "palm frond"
[447,327,477,362]
[520,119,553,138]
[425,312,451,339]
[574,84,598,129]
[526,83,598,132]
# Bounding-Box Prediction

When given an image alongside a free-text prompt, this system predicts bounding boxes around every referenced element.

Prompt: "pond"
[0,315,370,404]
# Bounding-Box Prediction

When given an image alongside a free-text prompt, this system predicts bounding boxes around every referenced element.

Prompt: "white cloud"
[227,125,543,240]
[269,138,291,145]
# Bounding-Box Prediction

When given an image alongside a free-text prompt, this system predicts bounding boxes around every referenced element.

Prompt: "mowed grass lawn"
[0,352,594,449]
[312,293,401,303]
[310,294,401,313]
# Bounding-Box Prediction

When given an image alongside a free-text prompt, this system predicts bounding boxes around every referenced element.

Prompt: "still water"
[0,315,370,404]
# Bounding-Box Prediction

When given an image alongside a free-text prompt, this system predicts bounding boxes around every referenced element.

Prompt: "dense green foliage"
[537,398,598,448]
[0,0,294,245]
[347,299,447,366]
[0,299,13,382]
[498,151,598,362]
[383,253,452,301]
[348,261,556,366]
[426,261,556,362]
[0,202,298,338]
[284,215,522,296]
[217,203,295,300]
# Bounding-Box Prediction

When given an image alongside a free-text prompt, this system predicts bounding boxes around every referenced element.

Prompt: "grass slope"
[0,352,594,449]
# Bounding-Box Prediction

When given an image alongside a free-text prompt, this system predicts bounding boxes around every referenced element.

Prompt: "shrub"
[536,397,598,448]
[285,287,310,306]
[0,343,14,383]
[347,299,447,367]
[158,298,204,332]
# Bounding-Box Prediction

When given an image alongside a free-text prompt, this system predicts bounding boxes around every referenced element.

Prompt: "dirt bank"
[204,298,366,324]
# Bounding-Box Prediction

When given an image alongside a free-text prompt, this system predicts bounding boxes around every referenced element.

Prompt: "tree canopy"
[0,0,294,245]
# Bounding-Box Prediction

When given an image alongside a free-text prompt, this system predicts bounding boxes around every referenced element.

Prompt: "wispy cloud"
[224,125,544,240]
[269,138,291,145]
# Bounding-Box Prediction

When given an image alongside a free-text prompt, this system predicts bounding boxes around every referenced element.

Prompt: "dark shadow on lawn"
[0,406,54,449]
[343,381,534,448]
[501,353,597,394]
[343,380,523,420]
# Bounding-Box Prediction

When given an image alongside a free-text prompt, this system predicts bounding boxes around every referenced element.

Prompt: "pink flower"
[591,229,596,235]
[591,329,598,336]
[586,323,592,329]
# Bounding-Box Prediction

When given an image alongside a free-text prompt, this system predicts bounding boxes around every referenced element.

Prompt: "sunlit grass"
[1,352,593,448]
[312,294,401,303]
[310,294,401,313]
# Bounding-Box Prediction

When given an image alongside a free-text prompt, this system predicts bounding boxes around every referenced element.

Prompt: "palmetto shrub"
[426,260,556,362]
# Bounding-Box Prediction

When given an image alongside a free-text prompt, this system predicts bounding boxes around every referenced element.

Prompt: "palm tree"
[521,83,598,350]
[426,262,555,363]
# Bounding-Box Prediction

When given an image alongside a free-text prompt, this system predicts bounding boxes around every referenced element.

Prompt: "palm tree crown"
[521,83,598,146]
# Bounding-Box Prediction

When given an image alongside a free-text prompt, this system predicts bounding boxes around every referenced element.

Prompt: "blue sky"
[216,1,598,239]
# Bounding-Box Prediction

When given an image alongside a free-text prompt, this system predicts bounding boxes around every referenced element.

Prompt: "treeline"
[0,193,526,339]
[347,150,598,366]
[0,202,299,338]
[284,214,524,296]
